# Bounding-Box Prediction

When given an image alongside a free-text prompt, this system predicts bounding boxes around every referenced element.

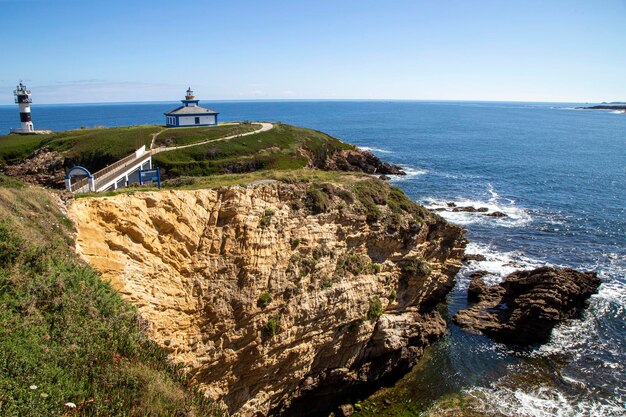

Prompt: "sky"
[1,0,625,104]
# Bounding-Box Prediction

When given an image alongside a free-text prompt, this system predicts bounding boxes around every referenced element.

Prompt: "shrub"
[290,238,300,249]
[312,245,331,261]
[257,291,272,308]
[401,258,431,277]
[305,187,331,214]
[371,263,381,274]
[388,289,397,303]
[335,251,375,278]
[262,316,279,339]
[259,209,274,228]
[367,297,384,321]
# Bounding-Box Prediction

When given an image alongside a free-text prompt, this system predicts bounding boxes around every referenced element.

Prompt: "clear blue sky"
[1,0,624,104]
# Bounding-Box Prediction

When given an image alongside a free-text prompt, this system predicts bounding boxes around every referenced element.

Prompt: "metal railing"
[70,176,90,193]
[94,153,151,191]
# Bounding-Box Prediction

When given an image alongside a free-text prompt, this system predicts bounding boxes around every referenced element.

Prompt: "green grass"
[0,134,49,165]
[0,126,159,172]
[161,169,370,190]
[153,123,355,178]
[154,123,260,147]
[0,180,226,416]
[367,297,384,321]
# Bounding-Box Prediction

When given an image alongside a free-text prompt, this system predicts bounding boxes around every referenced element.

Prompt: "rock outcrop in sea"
[453,266,601,345]
[70,181,466,416]
[315,149,406,175]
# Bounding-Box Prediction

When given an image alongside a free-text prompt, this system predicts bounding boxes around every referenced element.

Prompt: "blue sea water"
[1,100,624,416]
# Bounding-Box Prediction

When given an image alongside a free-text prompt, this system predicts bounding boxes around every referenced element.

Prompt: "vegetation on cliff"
[0,176,224,416]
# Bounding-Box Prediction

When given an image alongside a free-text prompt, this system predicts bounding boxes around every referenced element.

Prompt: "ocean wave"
[458,242,544,288]
[610,110,625,115]
[467,385,625,417]
[423,190,532,228]
[358,146,392,154]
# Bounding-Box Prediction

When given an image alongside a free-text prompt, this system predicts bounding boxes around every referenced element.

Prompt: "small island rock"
[453,266,601,344]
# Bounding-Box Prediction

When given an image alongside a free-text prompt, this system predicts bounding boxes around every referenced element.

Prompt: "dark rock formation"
[379,174,391,181]
[319,150,405,176]
[453,266,601,344]
[463,254,487,263]
[451,206,489,213]
[468,270,489,280]
[485,211,507,218]
[1,147,65,188]
[577,105,626,111]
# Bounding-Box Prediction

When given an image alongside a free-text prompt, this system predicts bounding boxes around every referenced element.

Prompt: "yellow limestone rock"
[69,183,465,416]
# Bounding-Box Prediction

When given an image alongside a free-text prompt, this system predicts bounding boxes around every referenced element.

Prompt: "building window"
[195,117,200,125]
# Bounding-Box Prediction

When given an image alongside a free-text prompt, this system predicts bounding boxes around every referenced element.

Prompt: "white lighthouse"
[13,82,34,133]
[10,82,50,135]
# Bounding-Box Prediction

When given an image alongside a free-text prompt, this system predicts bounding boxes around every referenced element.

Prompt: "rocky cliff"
[69,179,466,416]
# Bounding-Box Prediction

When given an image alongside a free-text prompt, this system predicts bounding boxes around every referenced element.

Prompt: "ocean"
[1,100,624,416]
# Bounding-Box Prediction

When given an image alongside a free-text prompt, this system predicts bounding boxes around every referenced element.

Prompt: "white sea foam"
[467,385,625,417]
[387,165,428,182]
[458,242,543,288]
[610,110,626,115]
[424,189,532,228]
[358,146,392,154]
[533,276,626,361]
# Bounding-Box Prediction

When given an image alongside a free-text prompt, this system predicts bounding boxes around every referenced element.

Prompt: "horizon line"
[0,97,602,107]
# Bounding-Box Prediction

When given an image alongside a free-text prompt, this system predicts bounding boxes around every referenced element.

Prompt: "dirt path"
[150,122,274,155]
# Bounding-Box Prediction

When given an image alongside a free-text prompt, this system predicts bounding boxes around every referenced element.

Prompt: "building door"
[195,117,200,125]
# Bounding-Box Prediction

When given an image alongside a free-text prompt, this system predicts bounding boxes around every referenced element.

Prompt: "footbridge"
[65,146,153,193]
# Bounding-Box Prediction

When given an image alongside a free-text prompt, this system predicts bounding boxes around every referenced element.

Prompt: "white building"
[164,87,219,127]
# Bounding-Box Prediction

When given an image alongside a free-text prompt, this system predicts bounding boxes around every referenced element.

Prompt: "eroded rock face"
[69,182,465,416]
[453,266,601,345]
[1,147,66,188]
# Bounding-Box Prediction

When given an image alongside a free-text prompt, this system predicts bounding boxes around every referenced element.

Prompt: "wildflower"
[64,402,77,408]
[29,385,38,390]
[40,393,49,398]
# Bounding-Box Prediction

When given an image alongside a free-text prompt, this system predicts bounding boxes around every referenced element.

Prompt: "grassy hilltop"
[0,123,257,173]
[0,122,355,181]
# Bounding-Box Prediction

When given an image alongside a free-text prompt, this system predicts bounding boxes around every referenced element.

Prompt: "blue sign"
[139,167,161,188]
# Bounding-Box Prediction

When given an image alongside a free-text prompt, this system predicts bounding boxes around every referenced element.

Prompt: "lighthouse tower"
[13,82,34,133]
